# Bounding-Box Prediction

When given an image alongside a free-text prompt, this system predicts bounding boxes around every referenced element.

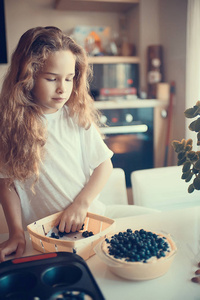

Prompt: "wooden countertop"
[94,99,168,110]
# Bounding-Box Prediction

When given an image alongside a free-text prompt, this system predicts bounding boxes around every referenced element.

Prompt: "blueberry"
[140,252,146,258]
[51,232,59,239]
[134,254,141,261]
[130,258,135,262]
[82,231,89,238]
[146,250,151,255]
[58,231,65,238]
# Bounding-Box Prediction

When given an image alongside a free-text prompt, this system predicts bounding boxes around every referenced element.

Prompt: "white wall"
[139,0,160,92]
[159,0,187,164]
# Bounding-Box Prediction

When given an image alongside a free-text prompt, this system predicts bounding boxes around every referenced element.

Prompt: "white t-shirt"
[1,106,113,228]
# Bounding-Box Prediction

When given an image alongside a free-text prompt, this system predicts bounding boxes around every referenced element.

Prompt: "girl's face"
[32,50,76,114]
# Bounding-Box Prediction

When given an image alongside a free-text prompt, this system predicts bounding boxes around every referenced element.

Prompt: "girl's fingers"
[195,269,200,275]
[58,219,67,233]
[71,223,79,233]
[15,243,25,258]
[192,277,200,283]
[0,246,14,262]
[54,217,60,228]
[64,222,72,233]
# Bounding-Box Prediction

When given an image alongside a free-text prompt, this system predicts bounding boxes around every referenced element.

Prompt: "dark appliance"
[0,252,105,300]
[90,63,139,100]
[100,107,154,187]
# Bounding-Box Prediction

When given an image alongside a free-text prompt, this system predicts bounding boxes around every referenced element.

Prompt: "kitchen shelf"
[54,0,139,12]
[94,99,169,110]
[88,56,140,64]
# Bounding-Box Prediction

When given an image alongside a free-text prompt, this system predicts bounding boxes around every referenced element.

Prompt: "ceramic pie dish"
[95,228,177,281]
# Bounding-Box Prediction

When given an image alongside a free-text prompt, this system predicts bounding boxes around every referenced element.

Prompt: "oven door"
[100,108,154,187]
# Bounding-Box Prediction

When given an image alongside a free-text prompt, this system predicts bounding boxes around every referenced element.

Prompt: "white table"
[1,206,200,300]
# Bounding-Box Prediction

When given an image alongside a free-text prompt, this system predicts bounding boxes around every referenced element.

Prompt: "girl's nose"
[56,81,65,93]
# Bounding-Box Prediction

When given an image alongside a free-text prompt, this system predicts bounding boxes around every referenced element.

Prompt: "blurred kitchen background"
[1,0,198,202]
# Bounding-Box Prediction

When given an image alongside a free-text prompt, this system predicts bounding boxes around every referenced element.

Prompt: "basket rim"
[27,211,115,246]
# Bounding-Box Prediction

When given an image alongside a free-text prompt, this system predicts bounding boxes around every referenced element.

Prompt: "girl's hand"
[55,201,88,233]
[0,231,26,262]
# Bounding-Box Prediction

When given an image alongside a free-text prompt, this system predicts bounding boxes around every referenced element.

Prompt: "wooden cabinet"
[54,0,140,64]
[54,0,139,12]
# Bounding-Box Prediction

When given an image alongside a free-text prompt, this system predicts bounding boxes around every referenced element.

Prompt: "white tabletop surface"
[1,206,200,300]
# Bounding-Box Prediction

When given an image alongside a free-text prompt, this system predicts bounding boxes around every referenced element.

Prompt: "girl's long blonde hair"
[0,26,100,184]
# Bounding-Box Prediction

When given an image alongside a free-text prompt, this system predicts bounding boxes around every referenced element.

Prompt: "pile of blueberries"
[50,224,94,239]
[81,231,94,238]
[105,229,170,263]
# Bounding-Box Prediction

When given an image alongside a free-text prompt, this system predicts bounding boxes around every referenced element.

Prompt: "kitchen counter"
[94,99,168,110]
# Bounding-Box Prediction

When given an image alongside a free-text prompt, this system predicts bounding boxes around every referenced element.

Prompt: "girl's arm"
[56,158,113,233]
[0,179,26,262]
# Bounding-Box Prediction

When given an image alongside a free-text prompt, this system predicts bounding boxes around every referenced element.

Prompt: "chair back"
[131,166,200,211]
[98,168,128,205]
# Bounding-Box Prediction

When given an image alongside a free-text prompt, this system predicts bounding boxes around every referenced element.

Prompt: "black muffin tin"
[0,252,105,300]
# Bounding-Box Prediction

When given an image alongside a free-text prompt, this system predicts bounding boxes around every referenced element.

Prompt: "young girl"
[0,26,160,262]
[0,26,113,261]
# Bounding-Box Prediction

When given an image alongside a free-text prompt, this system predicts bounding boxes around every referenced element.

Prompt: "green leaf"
[196,151,200,157]
[188,184,195,193]
[185,107,199,118]
[190,154,199,162]
[195,117,200,132]
[182,161,191,173]
[193,177,200,190]
[185,104,200,118]
[187,151,196,160]
[194,159,200,170]
[177,157,186,166]
[185,171,193,182]
[181,139,186,147]
[185,144,192,151]
[178,151,186,160]
[186,139,193,145]
[172,140,185,153]
[185,139,193,151]
[192,167,199,174]
[189,120,196,131]
[181,170,191,179]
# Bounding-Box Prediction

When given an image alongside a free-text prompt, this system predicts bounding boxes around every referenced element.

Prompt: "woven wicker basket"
[27,212,115,260]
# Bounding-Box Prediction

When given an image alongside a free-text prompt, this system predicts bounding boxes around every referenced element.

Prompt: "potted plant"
[172,101,200,193]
